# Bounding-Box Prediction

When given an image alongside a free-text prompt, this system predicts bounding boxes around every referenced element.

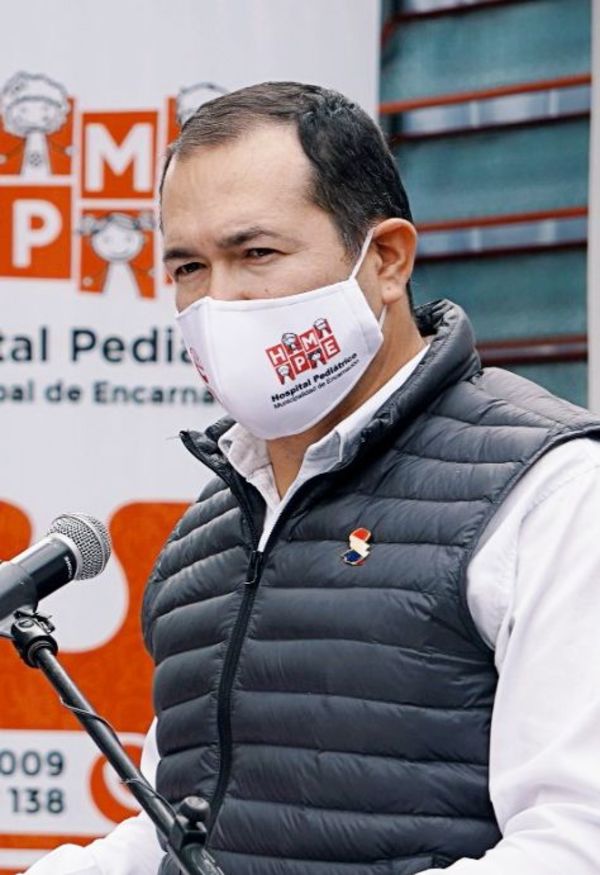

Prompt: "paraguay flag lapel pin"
[342,528,372,566]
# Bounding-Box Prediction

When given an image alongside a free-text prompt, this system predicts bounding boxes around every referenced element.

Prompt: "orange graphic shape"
[0,500,32,558]
[0,500,189,861]
[0,501,187,732]
[0,185,71,279]
[89,742,143,823]
[166,96,179,147]
[80,111,158,199]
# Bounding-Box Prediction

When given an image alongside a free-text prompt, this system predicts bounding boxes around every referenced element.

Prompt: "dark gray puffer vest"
[143,300,600,875]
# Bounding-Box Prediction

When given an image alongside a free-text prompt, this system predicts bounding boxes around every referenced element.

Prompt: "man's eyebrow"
[216,227,297,249]
[162,246,199,264]
[163,228,299,264]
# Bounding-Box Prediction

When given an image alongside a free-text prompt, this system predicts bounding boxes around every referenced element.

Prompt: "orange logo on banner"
[0,73,74,178]
[0,186,71,279]
[80,111,158,200]
[0,81,229,291]
[78,209,156,298]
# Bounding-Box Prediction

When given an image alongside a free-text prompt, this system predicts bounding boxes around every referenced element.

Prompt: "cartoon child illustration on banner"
[78,211,156,299]
[0,72,73,178]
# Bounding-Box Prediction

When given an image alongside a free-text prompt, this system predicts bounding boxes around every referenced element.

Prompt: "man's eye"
[174,262,202,279]
[245,247,276,259]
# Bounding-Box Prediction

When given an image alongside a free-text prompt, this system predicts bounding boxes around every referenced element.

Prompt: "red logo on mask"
[265,318,341,384]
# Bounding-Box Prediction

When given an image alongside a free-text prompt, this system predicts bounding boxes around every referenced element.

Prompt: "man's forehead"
[165,124,312,197]
[161,127,318,246]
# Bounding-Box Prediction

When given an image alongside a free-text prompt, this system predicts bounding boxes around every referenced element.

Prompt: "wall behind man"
[380,0,591,406]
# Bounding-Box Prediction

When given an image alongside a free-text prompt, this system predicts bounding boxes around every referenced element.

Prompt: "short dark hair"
[161,81,414,297]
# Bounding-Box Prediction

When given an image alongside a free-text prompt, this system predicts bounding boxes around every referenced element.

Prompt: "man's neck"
[266,305,425,497]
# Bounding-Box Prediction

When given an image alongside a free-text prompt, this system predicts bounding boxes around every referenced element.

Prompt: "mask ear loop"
[349,228,375,280]
[350,228,387,330]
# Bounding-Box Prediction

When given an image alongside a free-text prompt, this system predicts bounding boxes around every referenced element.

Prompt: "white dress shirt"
[25,346,600,874]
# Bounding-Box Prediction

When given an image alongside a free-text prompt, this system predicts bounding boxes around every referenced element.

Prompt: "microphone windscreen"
[47,514,111,579]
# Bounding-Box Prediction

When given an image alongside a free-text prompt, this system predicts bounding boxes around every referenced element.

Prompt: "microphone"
[0,513,111,621]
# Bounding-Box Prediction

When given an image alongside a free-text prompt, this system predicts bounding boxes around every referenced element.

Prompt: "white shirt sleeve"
[23,720,163,875]
[420,437,600,874]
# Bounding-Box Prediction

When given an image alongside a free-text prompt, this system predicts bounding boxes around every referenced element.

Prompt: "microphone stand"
[6,609,225,875]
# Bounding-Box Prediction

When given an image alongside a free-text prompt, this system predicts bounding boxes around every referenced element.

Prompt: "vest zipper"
[178,433,266,834]
[205,480,322,836]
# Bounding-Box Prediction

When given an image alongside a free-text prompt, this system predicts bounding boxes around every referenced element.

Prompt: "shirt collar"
[321,342,429,461]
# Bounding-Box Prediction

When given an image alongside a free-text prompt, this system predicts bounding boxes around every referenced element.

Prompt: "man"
[27,82,600,874]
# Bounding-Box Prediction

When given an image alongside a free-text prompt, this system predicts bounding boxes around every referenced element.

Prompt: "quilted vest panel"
[143,300,600,875]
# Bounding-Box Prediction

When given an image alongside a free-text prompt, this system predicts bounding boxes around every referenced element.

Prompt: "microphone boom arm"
[9,609,224,875]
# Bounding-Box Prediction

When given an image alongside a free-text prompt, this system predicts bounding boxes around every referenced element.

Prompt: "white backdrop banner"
[0,2,379,870]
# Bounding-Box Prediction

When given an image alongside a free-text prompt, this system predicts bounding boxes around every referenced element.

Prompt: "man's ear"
[372,218,417,305]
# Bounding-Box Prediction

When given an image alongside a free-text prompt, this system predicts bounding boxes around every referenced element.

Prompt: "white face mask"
[176,230,384,440]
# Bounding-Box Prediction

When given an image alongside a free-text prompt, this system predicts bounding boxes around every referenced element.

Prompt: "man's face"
[161,124,379,315]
